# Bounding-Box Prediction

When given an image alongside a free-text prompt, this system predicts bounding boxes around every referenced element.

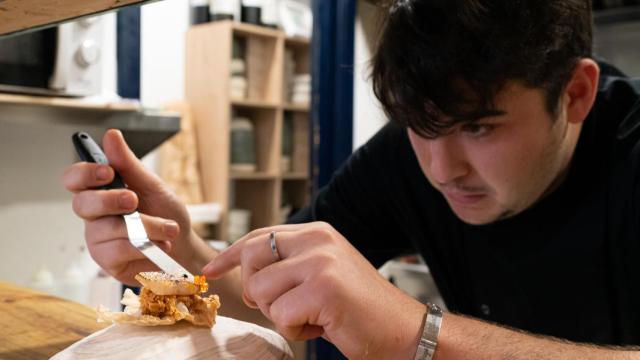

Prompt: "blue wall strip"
[116,7,141,100]
[311,0,356,191]
[309,0,356,358]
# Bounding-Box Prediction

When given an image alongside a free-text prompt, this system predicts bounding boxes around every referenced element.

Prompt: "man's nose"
[427,136,469,184]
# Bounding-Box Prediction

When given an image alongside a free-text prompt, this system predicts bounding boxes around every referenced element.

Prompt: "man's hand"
[203,221,640,360]
[62,129,202,285]
[202,221,425,359]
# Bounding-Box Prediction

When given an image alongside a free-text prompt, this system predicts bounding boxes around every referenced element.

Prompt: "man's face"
[408,82,581,225]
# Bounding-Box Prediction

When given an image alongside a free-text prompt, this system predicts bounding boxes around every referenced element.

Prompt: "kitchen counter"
[0,282,107,360]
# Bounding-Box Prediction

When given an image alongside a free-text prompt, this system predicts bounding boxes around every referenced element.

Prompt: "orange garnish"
[194,275,209,293]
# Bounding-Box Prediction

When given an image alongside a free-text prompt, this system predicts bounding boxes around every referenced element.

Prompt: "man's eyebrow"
[453,109,507,122]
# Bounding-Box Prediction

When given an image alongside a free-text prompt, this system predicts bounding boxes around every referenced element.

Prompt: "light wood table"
[0,282,107,360]
[1,282,294,359]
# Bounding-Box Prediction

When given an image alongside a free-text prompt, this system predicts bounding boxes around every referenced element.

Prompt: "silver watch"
[414,303,443,360]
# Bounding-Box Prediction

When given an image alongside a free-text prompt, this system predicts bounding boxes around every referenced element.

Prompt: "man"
[63,0,640,358]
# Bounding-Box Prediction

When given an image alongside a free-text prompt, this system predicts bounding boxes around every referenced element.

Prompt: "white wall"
[139,0,190,171]
[101,13,118,96]
[140,0,189,107]
[0,120,104,292]
[353,0,387,150]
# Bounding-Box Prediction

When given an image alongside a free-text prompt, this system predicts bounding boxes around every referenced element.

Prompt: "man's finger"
[89,237,172,272]
[244,255,303,311]
[202,238,244,279]
[270,284,325,341]
[90,238,148,268]
[202,224,306,279]
[85,214,180,245]
[62,162,115,193]
[102,129,166,197]
[72,189,138,220]
[233,223,309,246]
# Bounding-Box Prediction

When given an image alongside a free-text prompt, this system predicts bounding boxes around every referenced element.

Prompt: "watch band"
[414,303,443,360]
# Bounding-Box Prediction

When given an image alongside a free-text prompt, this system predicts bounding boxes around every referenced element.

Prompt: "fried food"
[97,272,220,328]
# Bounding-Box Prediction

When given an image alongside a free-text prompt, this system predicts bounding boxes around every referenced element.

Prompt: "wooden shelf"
[232,100,309,112]
[230,172,278,180]
[231,99,279,110]
[0,93,139,112]
[0,94,180,158]
[187,21,311,241]
[233,21,283,39]
[0,0,157,37]
[285,36,311,47]
[282,172,308,180]
[283,103,310,112]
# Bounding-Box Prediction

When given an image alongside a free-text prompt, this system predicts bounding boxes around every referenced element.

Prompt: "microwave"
[0,16,104,97]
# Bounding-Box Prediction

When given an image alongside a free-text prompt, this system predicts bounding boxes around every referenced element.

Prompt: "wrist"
[386,294,428,360]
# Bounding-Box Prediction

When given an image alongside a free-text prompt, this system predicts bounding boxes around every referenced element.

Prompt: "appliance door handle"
[49,22,74,90]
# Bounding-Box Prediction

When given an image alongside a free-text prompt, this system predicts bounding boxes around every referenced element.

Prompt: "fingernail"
[243,292,259,309]
[202,263,215,275]
[96,165,111,181]
[163,221,179,238]
[118,193,135,210]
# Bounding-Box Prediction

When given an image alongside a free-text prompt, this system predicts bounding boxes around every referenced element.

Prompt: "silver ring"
[269,231,281,262]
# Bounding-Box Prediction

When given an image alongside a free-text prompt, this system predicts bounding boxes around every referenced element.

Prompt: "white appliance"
[0,16,104,97]
[209,0,242,21]
[49,17,104,96]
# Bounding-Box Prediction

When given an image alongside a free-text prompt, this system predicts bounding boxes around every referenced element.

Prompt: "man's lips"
[442,189,486,205]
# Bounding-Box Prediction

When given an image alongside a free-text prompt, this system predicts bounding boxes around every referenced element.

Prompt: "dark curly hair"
[371,0,593,138]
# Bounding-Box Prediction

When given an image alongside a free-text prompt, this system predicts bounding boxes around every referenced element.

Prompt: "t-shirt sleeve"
[300,123,415,268]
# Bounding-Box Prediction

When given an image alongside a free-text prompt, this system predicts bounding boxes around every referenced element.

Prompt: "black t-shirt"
[297,73,640,345]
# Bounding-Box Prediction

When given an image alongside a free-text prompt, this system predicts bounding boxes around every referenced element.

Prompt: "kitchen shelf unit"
[186,21,311,240]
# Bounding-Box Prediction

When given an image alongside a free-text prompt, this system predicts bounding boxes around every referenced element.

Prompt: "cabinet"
[186,21,311,240]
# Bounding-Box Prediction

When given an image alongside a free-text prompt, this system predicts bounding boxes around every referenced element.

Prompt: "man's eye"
[462,124,495,137]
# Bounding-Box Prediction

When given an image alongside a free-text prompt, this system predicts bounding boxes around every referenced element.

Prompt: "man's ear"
[564,58,600,125]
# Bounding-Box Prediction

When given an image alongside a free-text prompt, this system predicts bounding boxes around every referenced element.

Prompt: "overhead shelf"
[0,0,160,37]
[0,94,180,157]
[0,93,139,112]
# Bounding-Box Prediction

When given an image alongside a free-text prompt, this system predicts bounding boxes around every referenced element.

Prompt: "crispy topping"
[194,275,208,293]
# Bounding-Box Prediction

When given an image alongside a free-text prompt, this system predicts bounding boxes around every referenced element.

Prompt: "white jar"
[209,0,241,21]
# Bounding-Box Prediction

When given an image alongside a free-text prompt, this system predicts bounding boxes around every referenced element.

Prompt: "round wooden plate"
[51,316,293,360]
